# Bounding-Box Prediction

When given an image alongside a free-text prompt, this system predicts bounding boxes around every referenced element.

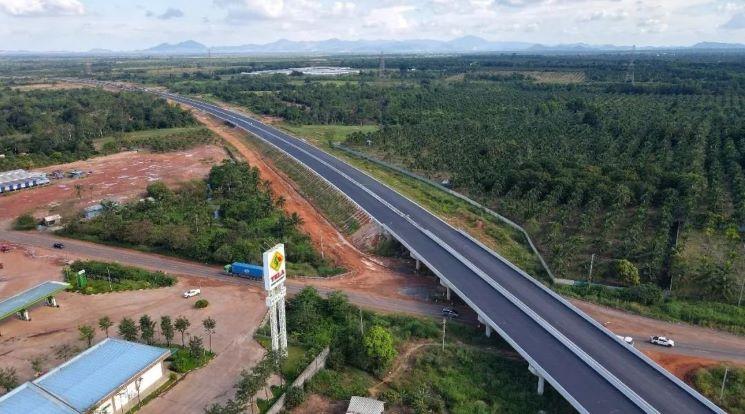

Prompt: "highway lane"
[161,92,722,413]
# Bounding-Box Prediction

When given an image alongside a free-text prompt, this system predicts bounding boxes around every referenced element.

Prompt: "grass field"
[691,365,745,414]
[94,126,215,153]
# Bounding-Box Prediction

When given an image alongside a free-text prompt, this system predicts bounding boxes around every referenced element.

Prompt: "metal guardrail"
[330,143,560,283]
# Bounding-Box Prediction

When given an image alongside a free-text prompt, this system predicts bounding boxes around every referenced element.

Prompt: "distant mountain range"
[2,37,745,56]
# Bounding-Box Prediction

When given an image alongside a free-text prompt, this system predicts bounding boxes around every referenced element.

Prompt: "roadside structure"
[0,169,50,194]
[0,281,68,322]
[0,338,171,413]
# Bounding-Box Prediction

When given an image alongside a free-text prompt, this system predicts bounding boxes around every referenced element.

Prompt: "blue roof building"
[0,338,171,414]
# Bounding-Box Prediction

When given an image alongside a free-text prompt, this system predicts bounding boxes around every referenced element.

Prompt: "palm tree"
[98,316,113,337]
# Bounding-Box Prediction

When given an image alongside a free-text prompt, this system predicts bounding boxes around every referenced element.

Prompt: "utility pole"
[359,308,364,336]
[737,278,744,307]
[719,367,729,402]
[441,317,446,352]
[587,253,595,287]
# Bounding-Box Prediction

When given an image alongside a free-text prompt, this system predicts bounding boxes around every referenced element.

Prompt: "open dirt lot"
[0,145,227,221]
[0,246,267,413]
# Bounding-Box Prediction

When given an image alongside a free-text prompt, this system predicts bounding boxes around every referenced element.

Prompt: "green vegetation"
[0,367,19,393]
[0,87,195,170]
[62,161,342,277]
[170,345,215,373]
[280,287,570,413]
[194,299,209,309]
[13,214,37,230]
[65,260,175,294]
[691,365,745,414]
[98,126,215,154]
[558,284,745,334]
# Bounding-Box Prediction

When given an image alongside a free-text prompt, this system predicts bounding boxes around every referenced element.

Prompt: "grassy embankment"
[94,126,216,153]
[691,365,745,414]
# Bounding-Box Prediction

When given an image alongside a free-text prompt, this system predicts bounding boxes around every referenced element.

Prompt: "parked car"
[183,289,201,298]
[442,307,459,318]
[650,336,675,347]
[52,242,64,249]
[616,335,634,345]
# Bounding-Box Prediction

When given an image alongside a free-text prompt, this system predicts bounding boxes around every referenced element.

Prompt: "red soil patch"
[0,145,227,221]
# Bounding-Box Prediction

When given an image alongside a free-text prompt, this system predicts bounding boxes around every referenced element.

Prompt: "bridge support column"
[485,324,492,338]
[47,296,58,307]
[439,279,451,300]
[18,309,30,321]
[528,365,545,395]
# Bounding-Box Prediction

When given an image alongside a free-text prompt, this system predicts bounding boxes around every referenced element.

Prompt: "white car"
[650,336,675,347]
[616,335,634,345]
[183,289,201,298]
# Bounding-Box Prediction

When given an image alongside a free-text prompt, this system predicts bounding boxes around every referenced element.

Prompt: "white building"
[0,169,50,194]
[0,338,171,414]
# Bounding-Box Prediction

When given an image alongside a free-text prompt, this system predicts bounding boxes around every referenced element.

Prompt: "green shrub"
[624,284,663,305]
[284,385,306,409]
[65,260,175,294]
[194,299,209,309]
[14,214,37,230]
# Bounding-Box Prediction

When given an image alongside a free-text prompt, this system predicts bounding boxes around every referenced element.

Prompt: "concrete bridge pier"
[439,279,451,300]
[528,365,545,395]
[17,309,30,321]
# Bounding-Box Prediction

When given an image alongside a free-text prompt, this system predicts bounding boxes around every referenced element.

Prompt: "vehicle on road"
[650,336,675,347]
[442,307,459,318]
[616,335,634,345]
[53,242,64,249]
[224,262,263,280]
[183,289,201,298]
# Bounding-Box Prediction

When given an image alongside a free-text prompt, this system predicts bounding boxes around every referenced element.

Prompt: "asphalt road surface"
[149,91,724,414]
[0,230,444,318]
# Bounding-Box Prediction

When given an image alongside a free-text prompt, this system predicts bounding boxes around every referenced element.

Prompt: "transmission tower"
[378,52,385,78]
[625,45,636,85]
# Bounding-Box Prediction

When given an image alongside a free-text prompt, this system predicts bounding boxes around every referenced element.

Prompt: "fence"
[265,347,330,414]
[331,143,571,285]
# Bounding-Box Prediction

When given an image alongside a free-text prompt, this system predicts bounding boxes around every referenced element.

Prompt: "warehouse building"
[0,169,50,194]
[0,338,171,414]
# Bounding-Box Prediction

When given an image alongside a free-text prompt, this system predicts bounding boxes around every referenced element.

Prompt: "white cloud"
[157,8,184,20]
[364,5,415,32]
[638,17,669,33]
[579,9,629,22]
[331,1,355,16]
[215,0,285,19]
[720,12,745,30]
[0,0,84,16]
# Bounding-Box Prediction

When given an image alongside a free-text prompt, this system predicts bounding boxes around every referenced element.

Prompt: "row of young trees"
[77,314,217,352]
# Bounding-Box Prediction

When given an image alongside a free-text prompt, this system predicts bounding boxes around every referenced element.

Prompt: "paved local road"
[0,229,443,318]
[154,91,723,414]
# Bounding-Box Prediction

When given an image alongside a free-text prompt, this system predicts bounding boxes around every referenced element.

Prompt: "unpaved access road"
[2,229,744,368]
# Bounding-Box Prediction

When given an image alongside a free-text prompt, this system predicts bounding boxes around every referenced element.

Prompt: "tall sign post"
[263,243,287,355]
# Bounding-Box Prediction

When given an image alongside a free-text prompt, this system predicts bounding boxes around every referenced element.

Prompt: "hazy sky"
[0,0,743,51]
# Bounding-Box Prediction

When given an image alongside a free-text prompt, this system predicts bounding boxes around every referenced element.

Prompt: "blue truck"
[224,262,263,280]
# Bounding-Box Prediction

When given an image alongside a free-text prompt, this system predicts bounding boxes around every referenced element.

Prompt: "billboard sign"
[263,243,286,291]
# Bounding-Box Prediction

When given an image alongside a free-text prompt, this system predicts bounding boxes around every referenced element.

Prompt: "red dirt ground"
[187,110,433,302]
[0,145,227,221]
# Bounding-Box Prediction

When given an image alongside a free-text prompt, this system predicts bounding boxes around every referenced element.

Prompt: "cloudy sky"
[0,0,743,51]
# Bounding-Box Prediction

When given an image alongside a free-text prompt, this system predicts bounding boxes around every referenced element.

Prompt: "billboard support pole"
[264,244,288,356]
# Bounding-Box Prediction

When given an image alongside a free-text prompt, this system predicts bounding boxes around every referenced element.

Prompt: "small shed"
[347,396,385,414]
[84,204,104,219]
[43,214,62,226]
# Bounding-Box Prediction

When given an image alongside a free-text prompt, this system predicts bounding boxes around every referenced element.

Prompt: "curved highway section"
[73,80,723,414]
